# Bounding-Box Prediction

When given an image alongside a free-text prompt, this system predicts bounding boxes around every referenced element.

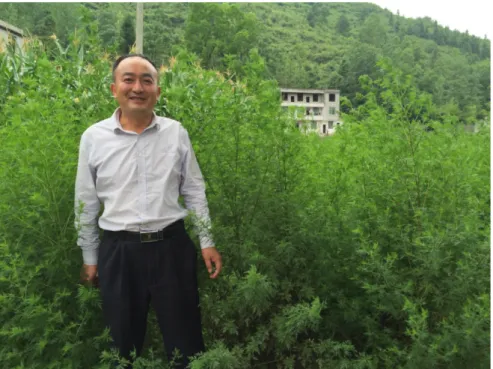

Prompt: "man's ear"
[157,86,161,97]
[110,83,116,97]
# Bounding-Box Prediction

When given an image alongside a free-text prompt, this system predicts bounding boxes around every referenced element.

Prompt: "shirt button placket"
[136,136,147,225]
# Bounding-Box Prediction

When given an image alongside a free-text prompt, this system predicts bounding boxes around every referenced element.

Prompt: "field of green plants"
[0,27,489,369]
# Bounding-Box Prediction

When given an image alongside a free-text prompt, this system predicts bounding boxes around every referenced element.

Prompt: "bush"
[0,29,489,369]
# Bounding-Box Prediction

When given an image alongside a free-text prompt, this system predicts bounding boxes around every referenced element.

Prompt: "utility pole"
[136,2,144,53]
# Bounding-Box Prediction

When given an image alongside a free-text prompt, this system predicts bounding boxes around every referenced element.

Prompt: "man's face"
[111,57,161,115]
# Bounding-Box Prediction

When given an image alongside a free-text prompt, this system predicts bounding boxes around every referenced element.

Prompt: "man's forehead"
[116,57,157,75]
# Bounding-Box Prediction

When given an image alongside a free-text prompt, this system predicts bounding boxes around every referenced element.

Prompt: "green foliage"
[33,9,56,37]
[184,3,259,72]
[0,18,490,369]
[98,10,119,47]
[358,13,390,46]
[306,3,330,28]
[336,15,351,36]
[0,25,118,369]
[0,2,489,123]
[120,15,135,54]
[143,3,188,66]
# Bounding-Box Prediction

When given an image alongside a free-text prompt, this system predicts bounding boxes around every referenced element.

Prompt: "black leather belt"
[104,219,184,243]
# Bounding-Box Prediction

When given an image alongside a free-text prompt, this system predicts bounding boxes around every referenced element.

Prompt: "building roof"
[280,88,340,94]
[0,20,24,37]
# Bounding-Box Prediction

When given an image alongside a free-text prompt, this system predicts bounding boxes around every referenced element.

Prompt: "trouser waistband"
[103,219,185,243]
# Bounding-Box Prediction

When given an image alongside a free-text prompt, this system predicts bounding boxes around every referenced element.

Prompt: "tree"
[0,2,489,125]
[338,42,380,103]
[33,9,56,37]
[275,44,310,88]
[433,21,446,45]
[358,13,389,47]
[50,3,81,45]
[119,15,135,54]
[98,10,118,47]
[357,3,378,21]
[307,3,330,28]
[336,15,350,36]
[479,37,490,59]
[185,3,259,71]
[474,59,491,109]
[142,3,188,66]
[394,15,401,34]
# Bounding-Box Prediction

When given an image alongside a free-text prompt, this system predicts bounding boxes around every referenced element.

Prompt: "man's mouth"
[129,96,146,101]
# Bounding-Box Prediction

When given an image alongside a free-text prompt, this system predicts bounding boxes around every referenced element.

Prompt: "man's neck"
[119,110,154,134]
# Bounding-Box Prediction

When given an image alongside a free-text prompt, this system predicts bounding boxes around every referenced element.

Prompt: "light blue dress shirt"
[75,109,214,265]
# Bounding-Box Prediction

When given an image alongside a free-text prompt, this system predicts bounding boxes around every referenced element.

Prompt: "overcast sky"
[369,0,491,39]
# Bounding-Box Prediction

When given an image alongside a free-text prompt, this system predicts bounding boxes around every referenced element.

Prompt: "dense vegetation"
[0,2,490,124]
[0,3,490,369]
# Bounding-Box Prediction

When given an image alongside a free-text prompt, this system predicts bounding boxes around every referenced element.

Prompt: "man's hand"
[201,247,222,279]
[80,264,98,287]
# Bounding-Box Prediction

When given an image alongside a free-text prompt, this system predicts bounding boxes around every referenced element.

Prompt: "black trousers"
[97,220,205,368]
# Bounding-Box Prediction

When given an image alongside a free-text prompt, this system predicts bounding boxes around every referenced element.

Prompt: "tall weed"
[0,29,489,369]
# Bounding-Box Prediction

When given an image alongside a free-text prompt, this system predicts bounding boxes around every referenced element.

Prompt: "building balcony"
[303,115,324,121]
[281,101,325,108]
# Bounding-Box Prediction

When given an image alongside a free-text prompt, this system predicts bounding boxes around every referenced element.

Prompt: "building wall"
[0,20,24,52]
[280,88,342,136]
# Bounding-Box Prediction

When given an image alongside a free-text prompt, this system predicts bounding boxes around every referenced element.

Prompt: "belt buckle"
[140,230,163,243]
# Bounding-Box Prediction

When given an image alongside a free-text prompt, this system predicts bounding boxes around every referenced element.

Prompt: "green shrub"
[0,28,489,369]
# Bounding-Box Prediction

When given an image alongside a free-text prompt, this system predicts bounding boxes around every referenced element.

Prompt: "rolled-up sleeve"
[179,127,214,249]
[74,131,101,265]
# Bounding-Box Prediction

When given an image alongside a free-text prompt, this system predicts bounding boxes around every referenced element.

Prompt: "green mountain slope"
[0,2,489,123]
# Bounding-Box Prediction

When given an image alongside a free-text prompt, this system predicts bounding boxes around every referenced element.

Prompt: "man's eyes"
[122,78,153,84]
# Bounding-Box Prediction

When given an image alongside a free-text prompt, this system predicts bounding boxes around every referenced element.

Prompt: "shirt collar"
[111,108,160,133]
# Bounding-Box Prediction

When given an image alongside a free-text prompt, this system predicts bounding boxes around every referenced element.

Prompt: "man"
[75,54,222,368]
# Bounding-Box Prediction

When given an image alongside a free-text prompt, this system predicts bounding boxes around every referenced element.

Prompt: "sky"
[369,0,491,39]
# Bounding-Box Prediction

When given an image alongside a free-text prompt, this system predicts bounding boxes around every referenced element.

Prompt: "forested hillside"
[0,2,490,124]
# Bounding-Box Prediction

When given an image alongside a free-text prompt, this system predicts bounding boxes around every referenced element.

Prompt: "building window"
[322,124,327,134]
[313,107,321,115]
[290,96,295,102]
[329,93,336,102]
[306,96,310,103]
[313,94,319,102]
[329,107,336,115]
[328,121,334,129]
[297,93,303,101]
[282,93,287,101]
[306,108,311,115]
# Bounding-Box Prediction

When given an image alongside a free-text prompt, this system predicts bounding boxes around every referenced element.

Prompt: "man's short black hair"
[112,54,158,81]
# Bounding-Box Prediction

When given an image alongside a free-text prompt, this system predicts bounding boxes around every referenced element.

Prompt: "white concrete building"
[0,20,24,52]
[281,88,342,136]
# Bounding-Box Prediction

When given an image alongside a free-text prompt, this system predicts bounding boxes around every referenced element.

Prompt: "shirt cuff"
[199,234,215,249]
[82,249,98,265]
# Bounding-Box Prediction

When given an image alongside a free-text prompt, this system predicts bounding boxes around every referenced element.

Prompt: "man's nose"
[132,80,143,92]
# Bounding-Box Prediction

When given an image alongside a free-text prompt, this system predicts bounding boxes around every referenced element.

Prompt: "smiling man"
[75,54,222,368]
